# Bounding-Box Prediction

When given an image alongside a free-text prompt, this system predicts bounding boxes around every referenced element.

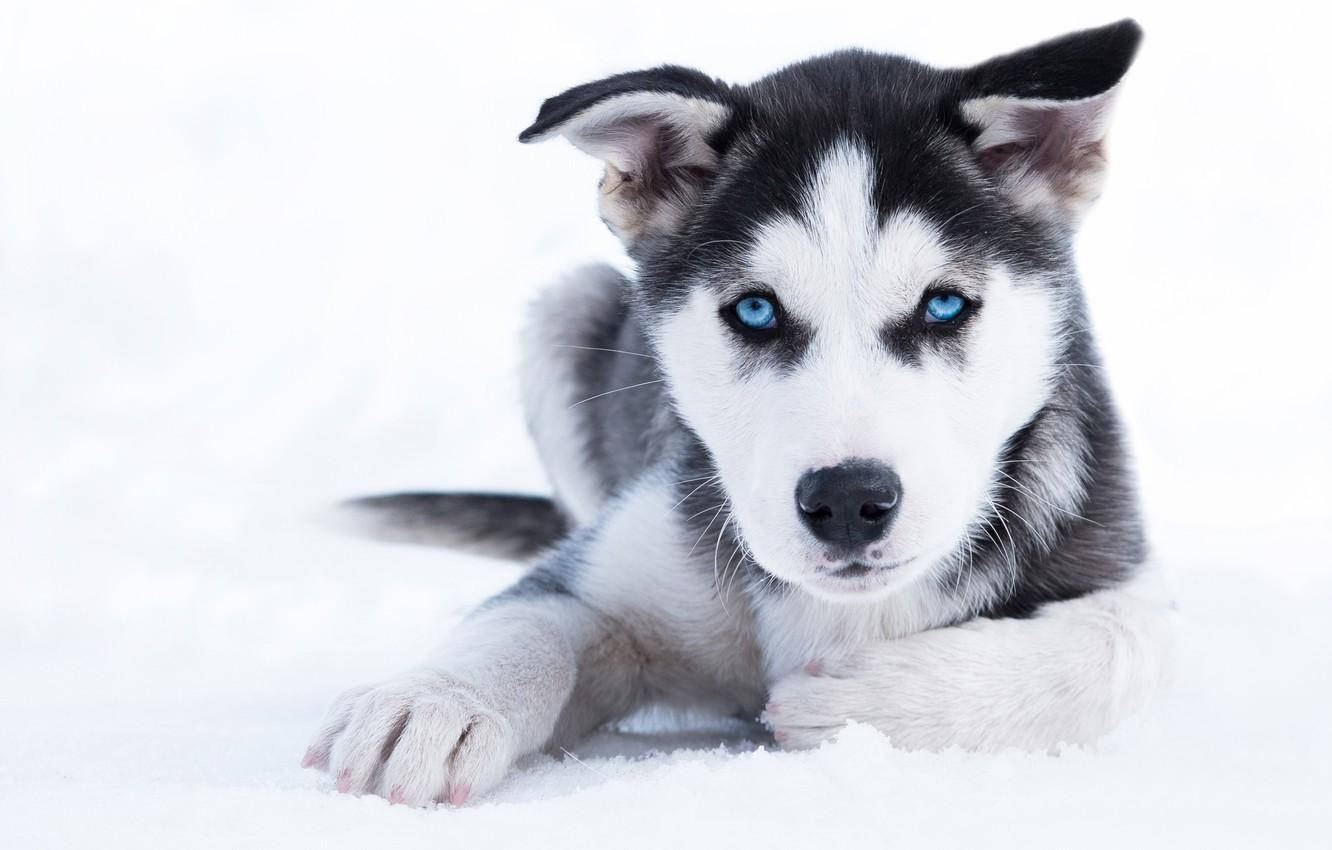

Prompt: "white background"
[3,1,1329,847]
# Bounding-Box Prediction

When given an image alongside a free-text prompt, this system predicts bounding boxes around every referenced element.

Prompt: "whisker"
[995,470,1103,527]
[688,498,729,557]
[685,502,726,521]
[957,536,981,610]
[559,748,609,778]
[735,553,758,599]
[721,540,745,603]
[936,202,985,231]
[713,511,736,618]
[994,500,1050,552]
[671,475,721,511]
[986,494,1018,555]
[952,532,975,595]
[989,493,1038,542]
[569,379,664,408]
[724,535,754,602]
[553,343,656,360]
[670,473,723,485]
[972,518,1003,569]
[957,530,979,603]
[992,483,1090,541]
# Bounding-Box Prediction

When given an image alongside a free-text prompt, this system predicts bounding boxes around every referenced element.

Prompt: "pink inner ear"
[580,115,702,194]
[581,117,662,177]
[976,141,1029,174]
[972,94,1112,181]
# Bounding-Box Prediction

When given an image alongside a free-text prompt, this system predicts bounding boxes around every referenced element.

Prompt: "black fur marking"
[518,67,740,261]
[345,492,569,561]
[930,284,1146,619]
[713,290,814,377]
[637,46,1082,321]
[518,66,732,143]
[881,288,984,368]
[523,20,1140,314]
[493,564,574,601]
[961,19,1142,103]
[483,524,604,607]
[743,317,813,376]
[528,22,1146,616]
[394,22,1148,623]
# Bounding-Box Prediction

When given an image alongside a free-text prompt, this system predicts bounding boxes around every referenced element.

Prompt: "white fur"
[306,477,766,805]
[653,139,1060,602]
[308,136,1170,808]
[309,474,1174,801]
[571,472,768,715]
[766,565,1175,751]
[306,594,607,806]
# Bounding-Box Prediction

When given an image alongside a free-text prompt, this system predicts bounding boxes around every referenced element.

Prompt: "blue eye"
[733,295,778,330]
[924,293,967,324]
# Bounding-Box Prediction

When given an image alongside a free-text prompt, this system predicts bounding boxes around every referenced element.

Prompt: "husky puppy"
[304,19,1174,807]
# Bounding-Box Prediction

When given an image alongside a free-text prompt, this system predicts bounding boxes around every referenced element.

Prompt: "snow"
[3,2,1330,847]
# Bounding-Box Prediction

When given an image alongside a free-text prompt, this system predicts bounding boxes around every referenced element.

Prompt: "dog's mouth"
[808,555,920,592]
[827,562,877,579]
[820,557,913,577]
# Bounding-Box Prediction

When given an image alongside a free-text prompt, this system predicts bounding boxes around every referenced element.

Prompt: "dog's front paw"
[302,672,516,807]
[763,659,880,750]
[765,653,958,751]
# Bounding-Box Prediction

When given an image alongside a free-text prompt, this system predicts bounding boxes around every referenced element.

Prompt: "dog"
[303,19,1174,807]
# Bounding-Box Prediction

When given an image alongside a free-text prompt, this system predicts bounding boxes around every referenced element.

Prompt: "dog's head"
[522,21,1139,600]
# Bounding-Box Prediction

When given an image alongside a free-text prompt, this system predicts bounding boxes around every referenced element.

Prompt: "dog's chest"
[751,587,950,683]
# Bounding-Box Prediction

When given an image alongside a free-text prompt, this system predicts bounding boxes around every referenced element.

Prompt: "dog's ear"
[958,19,1142,227]
[520,66,733,251]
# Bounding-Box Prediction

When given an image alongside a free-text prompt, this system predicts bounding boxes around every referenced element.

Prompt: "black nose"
[795,460,902,548]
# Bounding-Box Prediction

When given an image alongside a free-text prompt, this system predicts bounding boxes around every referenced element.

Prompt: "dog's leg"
[306,471,761,805]
[765,568,1175,751]
[302,578,638,807]
[520,262,636,525]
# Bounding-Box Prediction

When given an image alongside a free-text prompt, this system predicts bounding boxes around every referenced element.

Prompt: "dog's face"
[653,143,1064,599]
[523,21,1140,599]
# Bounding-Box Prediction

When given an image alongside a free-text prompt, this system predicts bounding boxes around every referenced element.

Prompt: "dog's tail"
[336,492,570,562]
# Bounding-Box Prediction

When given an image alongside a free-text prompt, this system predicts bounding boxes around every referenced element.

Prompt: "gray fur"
[307,22,1174,808]
[340,493,568,561]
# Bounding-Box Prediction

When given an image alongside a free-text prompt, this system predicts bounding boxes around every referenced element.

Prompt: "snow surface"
[3,2,1330,847]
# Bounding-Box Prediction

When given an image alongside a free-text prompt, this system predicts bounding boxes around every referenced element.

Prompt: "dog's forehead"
[718,52,979,228]
[639,51,1062,310]
[680,62,998,282]
[744,140,953,316]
